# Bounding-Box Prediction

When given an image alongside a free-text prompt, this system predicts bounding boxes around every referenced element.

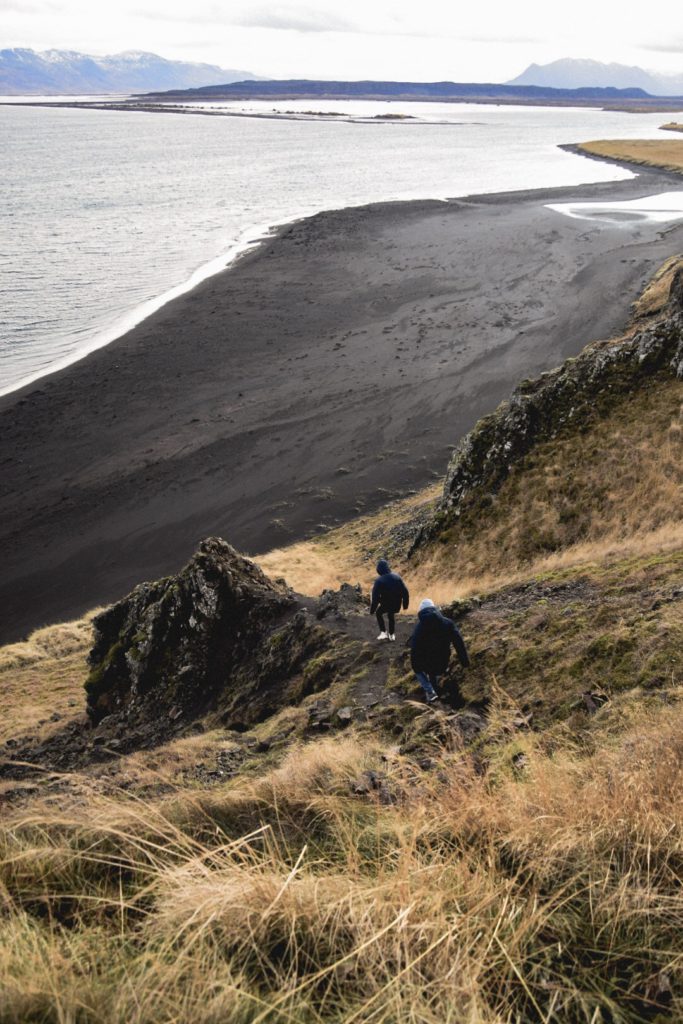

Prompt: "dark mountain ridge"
[139,78,683,111]
[142,78,653,101]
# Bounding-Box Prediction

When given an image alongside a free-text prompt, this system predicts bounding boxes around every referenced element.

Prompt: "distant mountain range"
[0,49,259,96]
[4,49,682,102]
[510,59,683,97]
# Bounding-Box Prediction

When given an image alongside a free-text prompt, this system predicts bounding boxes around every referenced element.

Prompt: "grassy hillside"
[1,261,682,1023]
[577,139,683,174]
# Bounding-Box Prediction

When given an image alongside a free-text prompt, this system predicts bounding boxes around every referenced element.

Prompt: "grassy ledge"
[576,138,683,175]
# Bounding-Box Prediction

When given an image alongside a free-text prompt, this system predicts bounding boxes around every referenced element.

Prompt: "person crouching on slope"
[370,559,409,641]
[410,598,470,704]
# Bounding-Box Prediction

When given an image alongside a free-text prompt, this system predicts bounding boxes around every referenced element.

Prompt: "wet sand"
[2,168,683,642]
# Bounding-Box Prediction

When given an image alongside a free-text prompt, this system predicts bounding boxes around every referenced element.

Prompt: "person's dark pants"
[415,672,462,704]
[376,608,395,634]
[415,671,439,699]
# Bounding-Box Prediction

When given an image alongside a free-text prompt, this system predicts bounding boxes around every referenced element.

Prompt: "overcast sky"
[3,0,682,80]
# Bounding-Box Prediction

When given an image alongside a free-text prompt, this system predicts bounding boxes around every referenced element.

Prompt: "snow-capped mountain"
[509,59,683,97]
[0,48,260,95]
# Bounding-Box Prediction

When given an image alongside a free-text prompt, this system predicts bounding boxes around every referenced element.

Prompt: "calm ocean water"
[0,99,672,395]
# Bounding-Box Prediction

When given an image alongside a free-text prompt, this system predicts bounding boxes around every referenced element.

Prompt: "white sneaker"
[427,693,439,704]
[388,634,396,642]
[377,631,388,641]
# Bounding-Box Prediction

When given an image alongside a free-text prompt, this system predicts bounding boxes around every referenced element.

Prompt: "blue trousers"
[415,671,439,698]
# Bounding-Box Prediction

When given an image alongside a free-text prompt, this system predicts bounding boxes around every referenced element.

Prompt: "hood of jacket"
[418,606,441,624]
[376,559,391,575]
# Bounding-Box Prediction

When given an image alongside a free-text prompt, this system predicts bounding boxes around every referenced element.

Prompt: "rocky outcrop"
[413,271,683,548]
[86,538,305,728]
[316,582,367,620]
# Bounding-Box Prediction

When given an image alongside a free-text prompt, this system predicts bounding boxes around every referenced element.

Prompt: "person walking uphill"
[410,598,470,703]
[370,559,409,641]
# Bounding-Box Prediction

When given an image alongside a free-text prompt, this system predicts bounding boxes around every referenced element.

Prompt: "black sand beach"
[2,169,683,642]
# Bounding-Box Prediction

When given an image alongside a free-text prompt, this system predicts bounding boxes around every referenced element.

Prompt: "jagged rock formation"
[315,582,368,620]
[85,538,330,733]
[413,269,683,548]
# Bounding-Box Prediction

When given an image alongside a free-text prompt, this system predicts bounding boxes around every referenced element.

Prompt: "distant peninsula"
[137,78,683,112]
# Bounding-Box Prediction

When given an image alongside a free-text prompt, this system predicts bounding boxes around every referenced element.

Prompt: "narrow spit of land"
[576,138,683,175]
[2,169,683,642]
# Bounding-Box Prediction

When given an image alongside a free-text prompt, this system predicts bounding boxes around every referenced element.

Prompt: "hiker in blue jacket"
[370,559,409,641]
[409,598,470,703]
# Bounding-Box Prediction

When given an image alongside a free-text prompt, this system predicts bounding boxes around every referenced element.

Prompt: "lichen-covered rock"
[85,538,296,725]
[413,276,683,549]
[316,583,368,620]
[218,609,335,730]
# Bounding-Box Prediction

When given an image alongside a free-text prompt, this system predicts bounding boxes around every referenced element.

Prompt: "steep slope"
[1,260,682,1024]
[410,263,683,579]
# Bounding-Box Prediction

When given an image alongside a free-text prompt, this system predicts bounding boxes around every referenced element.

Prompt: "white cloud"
[223,5,358,33]
[4,0,683,80]
[1,0,61,12]
[640,38,683,55]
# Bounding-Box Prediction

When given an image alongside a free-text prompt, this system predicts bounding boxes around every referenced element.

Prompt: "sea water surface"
[0,100,675,395]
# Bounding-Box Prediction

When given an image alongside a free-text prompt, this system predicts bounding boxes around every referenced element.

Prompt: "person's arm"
[370,580,380,615]
[401,580,410,610]
[450,622,470,667]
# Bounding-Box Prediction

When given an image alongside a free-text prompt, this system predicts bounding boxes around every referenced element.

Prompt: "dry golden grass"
[578,138,683,174]
[1,701,682,1023]
[0,612,100,744]
[631,253,683,321]
[257,379,683,610]
[414,517,683,608]
[661,123,683,134]
[448,391,681,568]
[257,486,440,596]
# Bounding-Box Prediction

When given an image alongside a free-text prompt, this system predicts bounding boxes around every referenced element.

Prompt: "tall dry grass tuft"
[0,612,99,673]
[1,710,682,1022]
[0,611,102,743]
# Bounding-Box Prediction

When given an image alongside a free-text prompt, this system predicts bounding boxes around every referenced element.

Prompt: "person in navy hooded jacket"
[370,559,409,641]
[409,598,470,703]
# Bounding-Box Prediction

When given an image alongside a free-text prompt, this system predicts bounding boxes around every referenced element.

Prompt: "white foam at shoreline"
[4,98,665,397]
[546,191,683,225]
[0,219,286,398]
[0,200,451,400]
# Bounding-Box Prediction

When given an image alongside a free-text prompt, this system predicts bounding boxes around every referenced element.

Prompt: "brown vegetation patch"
[0,614,98,745]
[427,376,683,582]
[1,702,683,1022]
[578,138,683,174]
[631,253,683,321]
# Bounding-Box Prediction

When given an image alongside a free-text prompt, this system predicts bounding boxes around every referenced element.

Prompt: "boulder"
[85,538,296,725]
[316,582,367,620]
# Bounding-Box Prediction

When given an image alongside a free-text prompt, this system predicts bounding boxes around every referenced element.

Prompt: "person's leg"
[414,671,438,701]
[376,609,387,636]
[445,676,463,707]
[387,610,396,637]
[429,674,440,696]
